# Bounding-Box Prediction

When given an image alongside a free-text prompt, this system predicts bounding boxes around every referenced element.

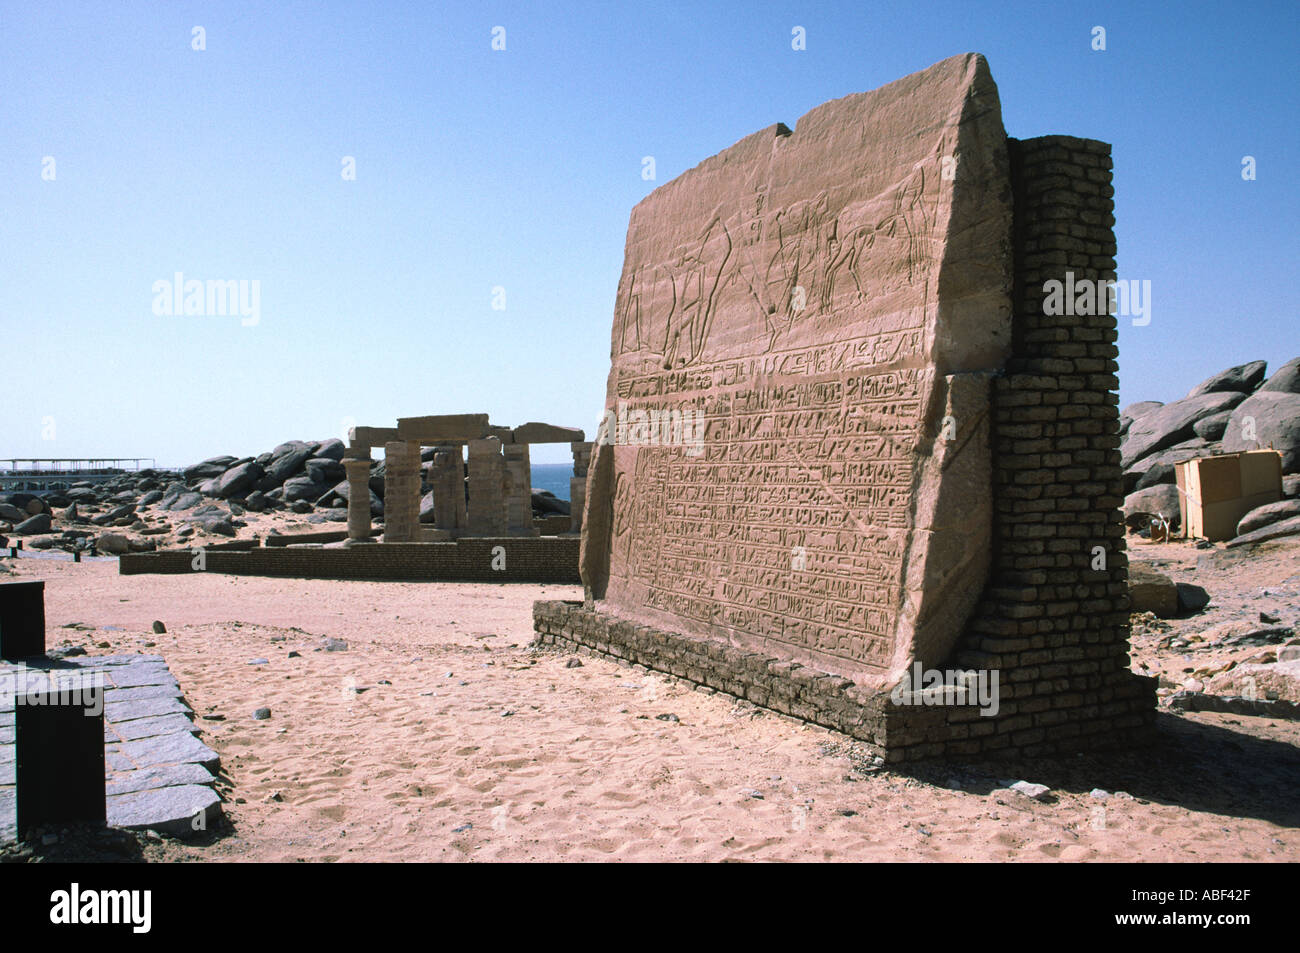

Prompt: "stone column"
[467,437,507,536]
[429,447,467,536]
[343,455,373,541]
[569,441,592,534]
[504,443,537,536]
[382,440,421,542]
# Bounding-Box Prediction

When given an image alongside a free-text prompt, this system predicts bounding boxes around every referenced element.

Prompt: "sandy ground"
[5,553,1299,863]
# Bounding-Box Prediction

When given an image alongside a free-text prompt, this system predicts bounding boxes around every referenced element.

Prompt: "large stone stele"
[579,53,1013,688]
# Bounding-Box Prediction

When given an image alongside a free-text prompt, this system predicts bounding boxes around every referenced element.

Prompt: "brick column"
[382,440,421,542]
[568,441,592,534]
[343,455,373,541]
[946,135,1155,756]
[467,437,507,536]
[429,447,467,536]
[504,443,537,536]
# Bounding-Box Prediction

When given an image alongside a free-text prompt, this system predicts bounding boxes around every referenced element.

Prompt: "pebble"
[1008,780,1052,801]
[1090,788,1110,800]
[452,823,472,833]
[565,658,583,668]
[248,658,269,666]
[151,621,166,634]
[252,707,271,720]
[742,789,764,800]
[287,651,300,658]
[655,713,680,722]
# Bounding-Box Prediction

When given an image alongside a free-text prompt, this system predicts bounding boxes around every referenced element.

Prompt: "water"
[531,463,573,501]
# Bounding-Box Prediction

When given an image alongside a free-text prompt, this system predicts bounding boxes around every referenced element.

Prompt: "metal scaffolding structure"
[0,459,157,490]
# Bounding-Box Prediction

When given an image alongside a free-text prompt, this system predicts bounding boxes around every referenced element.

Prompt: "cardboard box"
[1175,450,1283,541]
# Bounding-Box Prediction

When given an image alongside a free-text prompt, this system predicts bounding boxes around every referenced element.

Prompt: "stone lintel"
[396,414,491,442]
[510,422,586,444]
[348,426,399,448]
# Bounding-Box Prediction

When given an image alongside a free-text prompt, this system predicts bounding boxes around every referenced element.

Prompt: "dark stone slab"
[105,750,133,772]
[15,693,106,835]
[0,786,14,844]
[106,784,221,837]
[104,666,178,690]
[107,713,197,743]
[105,762,214,797]
[104,684,185,703]
[118,731,219,771]
[104,695,190,724]
[64,654,166,668]
[0,580,45,660]
[1,650,224,841]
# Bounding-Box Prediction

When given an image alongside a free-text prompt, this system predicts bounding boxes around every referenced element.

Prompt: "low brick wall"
[534,515,573,535]
[535,600,1154,762]
[120,537,580,583]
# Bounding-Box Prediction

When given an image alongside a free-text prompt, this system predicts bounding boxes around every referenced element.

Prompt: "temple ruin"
[344,415,593,542]
[534,53,1157,760]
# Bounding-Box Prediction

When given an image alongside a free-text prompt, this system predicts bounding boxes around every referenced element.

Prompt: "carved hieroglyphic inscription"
[624,368,930,668]
[583,54,1013,685]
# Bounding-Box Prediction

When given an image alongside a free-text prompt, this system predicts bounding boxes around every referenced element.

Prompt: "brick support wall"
[532,134,1157,761]
[942,134,1156,755]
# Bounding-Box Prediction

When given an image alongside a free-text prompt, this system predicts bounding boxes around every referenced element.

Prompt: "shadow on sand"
[897,711,1300,827]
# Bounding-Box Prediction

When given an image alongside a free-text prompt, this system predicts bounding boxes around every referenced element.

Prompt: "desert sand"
[4,550,1297,863]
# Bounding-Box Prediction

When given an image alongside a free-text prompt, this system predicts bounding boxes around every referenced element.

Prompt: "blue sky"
[2,1,1296,467]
